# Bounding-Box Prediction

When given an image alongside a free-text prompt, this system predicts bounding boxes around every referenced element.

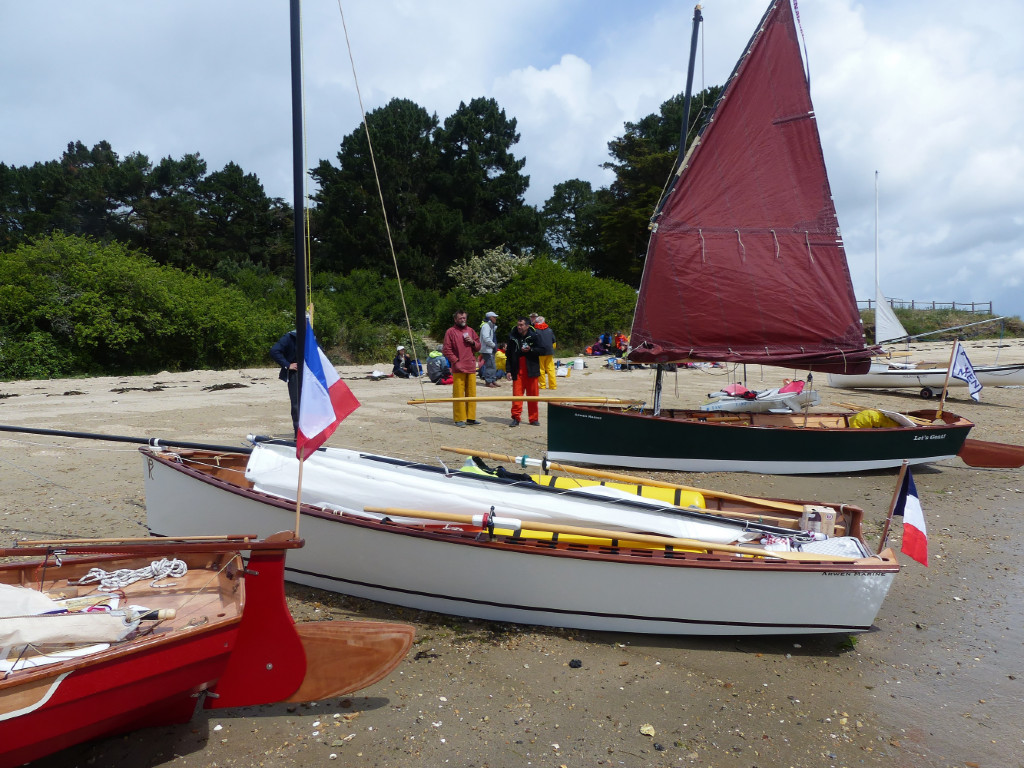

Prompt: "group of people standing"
[442,309,558,428]
[270,310,561,436]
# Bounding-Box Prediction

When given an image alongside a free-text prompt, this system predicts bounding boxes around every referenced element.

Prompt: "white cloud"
[2,0,1022,318]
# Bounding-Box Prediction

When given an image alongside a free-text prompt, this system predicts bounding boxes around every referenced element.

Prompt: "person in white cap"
[392,345,416,378]
[479,311,500,387]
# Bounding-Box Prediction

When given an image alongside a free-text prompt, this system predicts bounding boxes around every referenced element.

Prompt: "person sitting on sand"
[392,346,418,378]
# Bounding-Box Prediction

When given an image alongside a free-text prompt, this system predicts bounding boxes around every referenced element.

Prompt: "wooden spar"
[877,460,909,553]
[17,534,259,546]
[934,341,959,420]
[365,506,861,563]
[2,533,305,559]
[440,446,806,514]
[408,396,639,405]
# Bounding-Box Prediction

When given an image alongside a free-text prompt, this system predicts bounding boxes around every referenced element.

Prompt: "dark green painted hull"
[546,404,973,474]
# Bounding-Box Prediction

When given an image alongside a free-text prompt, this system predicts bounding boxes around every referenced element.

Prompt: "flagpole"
[294,458,305,538]
[877,459,909,554]
[934,340,959,420]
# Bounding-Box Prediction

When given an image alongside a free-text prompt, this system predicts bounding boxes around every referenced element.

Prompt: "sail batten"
[629,0,873,374]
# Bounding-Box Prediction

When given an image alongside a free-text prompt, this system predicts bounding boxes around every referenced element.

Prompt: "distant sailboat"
[872,173,909,345]
[874,287,908,345]
[828,175,1024,397]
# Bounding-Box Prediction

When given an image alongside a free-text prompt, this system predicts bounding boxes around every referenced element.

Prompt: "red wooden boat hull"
[0,542,412,766]
[1,625,238,768]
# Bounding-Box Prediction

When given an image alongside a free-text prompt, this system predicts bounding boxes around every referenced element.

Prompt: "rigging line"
[335,1,442,451]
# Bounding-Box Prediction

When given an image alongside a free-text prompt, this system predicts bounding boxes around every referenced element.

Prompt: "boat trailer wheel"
[919,387,936,399]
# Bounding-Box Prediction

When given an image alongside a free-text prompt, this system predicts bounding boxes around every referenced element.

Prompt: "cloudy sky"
[3,0,1022,321]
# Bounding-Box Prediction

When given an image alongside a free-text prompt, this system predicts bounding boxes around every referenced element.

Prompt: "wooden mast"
[651,4,703,415]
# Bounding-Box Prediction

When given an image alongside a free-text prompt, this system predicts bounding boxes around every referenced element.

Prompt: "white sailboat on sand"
[139,0,904,636]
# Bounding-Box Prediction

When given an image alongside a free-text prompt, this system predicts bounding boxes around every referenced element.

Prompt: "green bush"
[0,330,79,379]
[336,318,430,365]
[0,233,284,379]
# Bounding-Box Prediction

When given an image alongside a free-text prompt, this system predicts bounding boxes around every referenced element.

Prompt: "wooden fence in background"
[858,299,993,314]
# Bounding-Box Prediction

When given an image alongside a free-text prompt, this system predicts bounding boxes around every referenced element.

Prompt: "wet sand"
[2,338,1022,768]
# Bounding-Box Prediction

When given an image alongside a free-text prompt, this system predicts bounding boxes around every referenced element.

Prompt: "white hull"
[141,446,897,635]
[828,362,1024,392]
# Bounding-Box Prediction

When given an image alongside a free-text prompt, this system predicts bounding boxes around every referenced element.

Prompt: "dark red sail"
[628,0,873,374]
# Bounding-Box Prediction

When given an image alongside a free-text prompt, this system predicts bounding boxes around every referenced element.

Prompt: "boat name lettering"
[821,571,866,576]
[912,434,947,441]
[574,413,604,420]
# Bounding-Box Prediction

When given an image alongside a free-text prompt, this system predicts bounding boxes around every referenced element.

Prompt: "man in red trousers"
[505,316,541,427]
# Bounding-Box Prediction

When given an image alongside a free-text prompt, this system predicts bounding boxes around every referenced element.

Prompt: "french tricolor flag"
[296,317,359,460]
[894,467,928,566]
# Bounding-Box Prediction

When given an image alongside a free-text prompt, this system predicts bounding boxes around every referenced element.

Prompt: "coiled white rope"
[73,558,188,592]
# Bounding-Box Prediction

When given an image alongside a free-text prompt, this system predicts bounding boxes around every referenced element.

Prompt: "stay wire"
[335,1,443,457]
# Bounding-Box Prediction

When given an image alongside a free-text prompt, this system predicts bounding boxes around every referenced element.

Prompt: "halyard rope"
[73,558,188,592]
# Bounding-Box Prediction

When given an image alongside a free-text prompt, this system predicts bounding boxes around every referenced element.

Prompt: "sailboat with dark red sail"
[546,0,973,474]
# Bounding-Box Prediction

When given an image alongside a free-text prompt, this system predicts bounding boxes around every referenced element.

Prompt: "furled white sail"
[874,285,908,344]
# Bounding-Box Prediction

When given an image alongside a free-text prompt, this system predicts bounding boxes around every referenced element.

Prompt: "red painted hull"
[0,540,412,766]
[0,625,238,768]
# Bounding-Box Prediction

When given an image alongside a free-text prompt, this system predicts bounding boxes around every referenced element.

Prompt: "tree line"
[0,87,721,378]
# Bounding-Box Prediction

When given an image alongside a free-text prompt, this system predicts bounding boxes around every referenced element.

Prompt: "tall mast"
[874,170,879,299]
[289,0,307,404]
[676,4,704,170]
[653,3,703,416]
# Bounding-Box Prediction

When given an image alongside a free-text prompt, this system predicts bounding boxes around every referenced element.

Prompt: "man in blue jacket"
[270,329,299,436]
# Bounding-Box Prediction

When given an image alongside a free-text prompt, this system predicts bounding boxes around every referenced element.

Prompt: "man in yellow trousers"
[533,315,557,390]
[442,309,481,427]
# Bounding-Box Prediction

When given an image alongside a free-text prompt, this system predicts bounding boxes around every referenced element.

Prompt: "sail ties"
[698,229,706,262]
[804,232,814,262]
[735,230,745,262]
[771,229,780,259]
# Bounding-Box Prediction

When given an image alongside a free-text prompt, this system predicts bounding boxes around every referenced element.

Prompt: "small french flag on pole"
[893,467,928,566]
[296,316,359,460]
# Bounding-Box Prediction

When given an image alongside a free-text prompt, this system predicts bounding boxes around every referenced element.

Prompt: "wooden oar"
[408,396,638,405]
[957,438,1024,469]
[365,506,861,563]
[440,446,806,515]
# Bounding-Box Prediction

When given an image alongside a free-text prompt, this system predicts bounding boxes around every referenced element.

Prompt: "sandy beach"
[2,338,1023,768]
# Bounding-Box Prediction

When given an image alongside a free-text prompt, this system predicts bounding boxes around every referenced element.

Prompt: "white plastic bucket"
[573,359,584,370]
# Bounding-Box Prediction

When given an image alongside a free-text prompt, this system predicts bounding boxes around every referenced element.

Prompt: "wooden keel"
[958,438,1024,469]
[285,621,415,702]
